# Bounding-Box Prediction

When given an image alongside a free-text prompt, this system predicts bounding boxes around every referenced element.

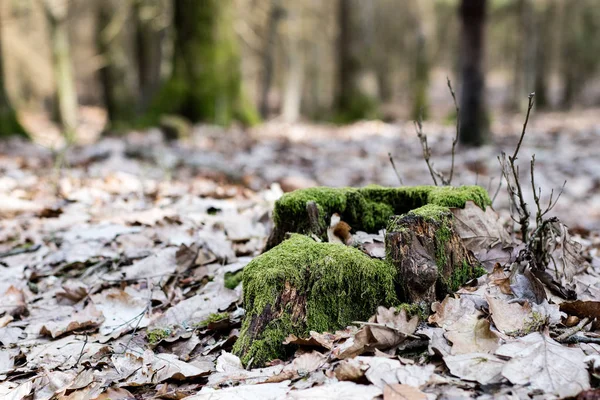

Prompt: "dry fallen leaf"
[383,384,427,400]
[496,332,590,398]
[443,352,505,384]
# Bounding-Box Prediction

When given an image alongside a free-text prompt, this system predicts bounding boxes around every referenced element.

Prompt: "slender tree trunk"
[96,0,138,131]
[282,34,304,123]
[43,0,78,140]
[259,0,284,119]
[0,10,28,139]
[334,0,376,121]
[534,0,554,109]
[150,0,258,126]
[134,0,166,114]
[458,0,488,146]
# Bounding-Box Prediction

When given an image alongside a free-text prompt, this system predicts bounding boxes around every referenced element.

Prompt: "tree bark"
[385,213,478,303]
[259,0,284,119]
[0,9,28,139]
[96,0,138,131]
[43,0,78,141]
[150,0,258,126]
[134,0,167,114]
[458,0,488,146]
[334,0,376,121]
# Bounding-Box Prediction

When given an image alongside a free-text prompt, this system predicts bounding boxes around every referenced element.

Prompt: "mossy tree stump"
[386,205,483,304]
[236,186,490,366]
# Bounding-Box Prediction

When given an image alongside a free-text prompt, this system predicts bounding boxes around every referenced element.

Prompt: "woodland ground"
[1,111,600,399]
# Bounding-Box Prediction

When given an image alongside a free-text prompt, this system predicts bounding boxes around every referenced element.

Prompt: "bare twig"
[447,77,460,184]
[555,317,591,342]
[387,152,404,185]
[415,117,439,186]
[500,92,535,242]
[0,244,41,259]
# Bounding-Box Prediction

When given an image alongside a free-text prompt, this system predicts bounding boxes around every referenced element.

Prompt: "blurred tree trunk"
[43,0,78,140]
[134,0,166,113]
[509,0,537,111]
[260,0,284,119]
[334,0,376,122]
[411,2,434,121]
[282,25,304,123]
[0,14,28,138]
[96,0,138,131]
[458,0,488,146]
[150,0,258,126]
[534,0,555,109]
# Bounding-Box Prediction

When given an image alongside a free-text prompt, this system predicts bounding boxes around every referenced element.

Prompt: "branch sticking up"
[447,77,460,184]
[415,79,461,187]
[388,152,404,185]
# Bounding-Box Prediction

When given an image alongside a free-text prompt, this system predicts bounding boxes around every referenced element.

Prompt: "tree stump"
[385,205,482,303]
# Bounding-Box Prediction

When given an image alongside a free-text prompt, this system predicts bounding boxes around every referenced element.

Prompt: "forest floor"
[1,112,600,399]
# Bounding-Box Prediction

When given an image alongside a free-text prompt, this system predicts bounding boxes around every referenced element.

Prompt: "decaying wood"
[386,213,477,303]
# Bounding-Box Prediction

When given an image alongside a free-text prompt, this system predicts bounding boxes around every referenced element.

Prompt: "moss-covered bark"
[386,204,485,303]
[267,185,491,249]
[233,234,398,367]
[148,0,259,126]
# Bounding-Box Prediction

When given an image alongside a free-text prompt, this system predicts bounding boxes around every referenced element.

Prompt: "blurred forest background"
[1,0,600,146]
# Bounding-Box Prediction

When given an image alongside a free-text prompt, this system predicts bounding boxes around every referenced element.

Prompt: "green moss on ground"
[272,185,490,244]
[147,328,172,344]
[224,270,244,290]
[195,312,230,328]
[233,234,398,366]
[396,302,430,321]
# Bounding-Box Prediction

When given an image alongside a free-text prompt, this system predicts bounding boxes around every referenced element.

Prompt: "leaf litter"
[1,121,600,398]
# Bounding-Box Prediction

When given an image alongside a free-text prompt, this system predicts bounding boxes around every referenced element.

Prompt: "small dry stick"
[530,155,567,229]
[415,116,440,186]
[503,92,535,242]
[388,152,404,185]
[555,317,591,342]
[446,78,460,184]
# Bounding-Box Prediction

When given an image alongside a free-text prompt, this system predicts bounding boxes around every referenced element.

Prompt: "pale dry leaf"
[496,332,590,398]
[103,247,178,284]
[334,358,367,382]
[370,307,419,349]
[429,296,498,354]
[0,381,33,400]
[451,201,512,251]
[486,295,535,335]
[40,303,104,338]
[91,288,149,340]
[443,353,505,385]
[186,380,291,400]
[32,370,77,400]
[150,281,238,329]
[288,381,382,400]
[0,286,26,317]
[383,384,427,400]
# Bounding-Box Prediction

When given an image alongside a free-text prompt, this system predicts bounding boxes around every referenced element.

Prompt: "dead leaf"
[451,201,512,251]
[369,307,419,349]
[40,303,104,338]
[443,353,505,384]
[383,384,427,400]
[0,286,26,317]
[496,332,590,398]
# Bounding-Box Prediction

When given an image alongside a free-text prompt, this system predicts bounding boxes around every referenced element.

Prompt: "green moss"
[396,302,430,321]
[272,185,490,244]
[195,312,229,328]
[443,260,487,293]
[0,109,28,139]
[233,234,398,366]
[224,270,244,290]
[147,328,172,344]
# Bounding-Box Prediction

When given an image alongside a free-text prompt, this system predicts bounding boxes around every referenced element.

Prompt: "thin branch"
[415,118,439,186]
[447,77,460,184]
[387,153,404,185]
[511,92,535,162]
[555,317,591,342]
